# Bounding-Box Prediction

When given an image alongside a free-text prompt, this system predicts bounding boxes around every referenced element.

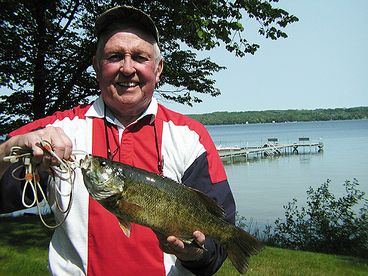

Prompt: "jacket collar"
[85,95,158,128]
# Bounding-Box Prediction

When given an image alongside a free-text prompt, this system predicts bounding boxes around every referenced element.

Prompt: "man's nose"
[119,56,136,75]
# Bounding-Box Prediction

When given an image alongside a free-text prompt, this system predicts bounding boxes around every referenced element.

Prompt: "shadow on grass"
[337,255,368,266]
[0,215,53,251]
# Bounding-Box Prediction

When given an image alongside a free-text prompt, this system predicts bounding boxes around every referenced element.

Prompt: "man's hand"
[157,231,206,262]
[0,126,73,175]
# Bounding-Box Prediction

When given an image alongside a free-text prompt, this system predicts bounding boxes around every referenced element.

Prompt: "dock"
[217,137,323,162]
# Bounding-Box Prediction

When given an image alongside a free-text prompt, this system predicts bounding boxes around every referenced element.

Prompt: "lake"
[206,119,368,226]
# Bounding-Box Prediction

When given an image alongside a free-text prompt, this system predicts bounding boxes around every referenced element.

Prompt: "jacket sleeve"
[180,152,236,275]
[0,162,26,214]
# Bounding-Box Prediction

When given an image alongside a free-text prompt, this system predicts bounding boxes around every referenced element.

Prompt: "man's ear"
[155,58,164,84]
[92,56,100,81]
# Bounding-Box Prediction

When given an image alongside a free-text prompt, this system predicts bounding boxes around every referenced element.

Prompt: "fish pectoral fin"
[118,218,132,237]
[119,199,143,214]
[116,199,144,238]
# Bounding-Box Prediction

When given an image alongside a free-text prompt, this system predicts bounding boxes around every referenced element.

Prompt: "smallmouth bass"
[80,155,263,274]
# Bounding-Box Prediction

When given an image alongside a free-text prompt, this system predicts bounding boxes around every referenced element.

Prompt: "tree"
[266,179,368,258]
[0,0,298,134]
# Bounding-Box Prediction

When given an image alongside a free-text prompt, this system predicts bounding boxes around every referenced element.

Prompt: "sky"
[2,1,367,115]
[162,0,368,114]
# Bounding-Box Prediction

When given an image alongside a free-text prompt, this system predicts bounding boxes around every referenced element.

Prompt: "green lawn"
[0,215,52,275]
[1,216,367,275]
[216,247,368,275]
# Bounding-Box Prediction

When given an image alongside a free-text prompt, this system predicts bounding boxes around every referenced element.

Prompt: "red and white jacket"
[1,96,235,275]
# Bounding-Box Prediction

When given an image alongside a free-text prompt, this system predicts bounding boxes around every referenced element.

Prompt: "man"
[0,6,235,275]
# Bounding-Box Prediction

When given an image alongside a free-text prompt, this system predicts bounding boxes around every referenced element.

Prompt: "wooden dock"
[217,137,324,161]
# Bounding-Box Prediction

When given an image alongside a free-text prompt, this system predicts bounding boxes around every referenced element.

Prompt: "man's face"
[93,27,163,124]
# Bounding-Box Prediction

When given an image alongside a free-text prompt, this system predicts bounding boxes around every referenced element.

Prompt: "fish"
[80,155,263,274]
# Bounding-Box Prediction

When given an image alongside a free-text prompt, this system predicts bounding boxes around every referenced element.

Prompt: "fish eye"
[100,161,107,167]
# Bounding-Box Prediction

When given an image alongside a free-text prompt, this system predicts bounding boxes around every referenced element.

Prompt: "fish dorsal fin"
[118,217,132,237]
[191,188,225,218]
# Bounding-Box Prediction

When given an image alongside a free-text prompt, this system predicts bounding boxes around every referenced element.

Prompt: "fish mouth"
[79,155,92,170]
[79,155,121,201]
[79,155,103,197]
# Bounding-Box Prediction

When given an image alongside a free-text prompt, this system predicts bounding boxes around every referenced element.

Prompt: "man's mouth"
[115,82,139,88]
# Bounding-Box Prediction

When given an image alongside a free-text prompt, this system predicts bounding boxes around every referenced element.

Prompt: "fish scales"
[80,155,263,274]
[101,162,226,240]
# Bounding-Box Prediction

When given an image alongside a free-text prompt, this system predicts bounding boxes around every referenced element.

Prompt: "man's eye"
[107,54,122,61]
[133,54,149,62]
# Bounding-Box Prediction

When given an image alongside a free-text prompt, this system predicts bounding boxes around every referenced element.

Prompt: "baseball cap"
[94,6,159,43]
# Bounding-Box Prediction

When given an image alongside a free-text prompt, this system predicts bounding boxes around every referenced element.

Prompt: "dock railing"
[217,137,323,161]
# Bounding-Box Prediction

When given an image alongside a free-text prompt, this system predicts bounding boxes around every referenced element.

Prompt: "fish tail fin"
[225,226,264,274]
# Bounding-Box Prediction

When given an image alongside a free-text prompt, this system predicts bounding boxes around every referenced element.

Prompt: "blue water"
[206,120,368,226]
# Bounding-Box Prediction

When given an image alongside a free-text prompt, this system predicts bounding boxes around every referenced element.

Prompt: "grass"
[216,247,368,275]
[1,216,367,275]
[0,215,52,275]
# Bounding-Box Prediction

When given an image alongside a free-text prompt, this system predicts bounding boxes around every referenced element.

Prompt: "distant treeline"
[188,106,368,125]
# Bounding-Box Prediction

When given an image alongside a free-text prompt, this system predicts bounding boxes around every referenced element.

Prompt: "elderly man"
[0,6,235,275]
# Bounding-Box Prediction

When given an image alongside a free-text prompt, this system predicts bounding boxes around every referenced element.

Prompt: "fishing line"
[3,140,87,229]
[153,122,164,175]
[104,102,120,160]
